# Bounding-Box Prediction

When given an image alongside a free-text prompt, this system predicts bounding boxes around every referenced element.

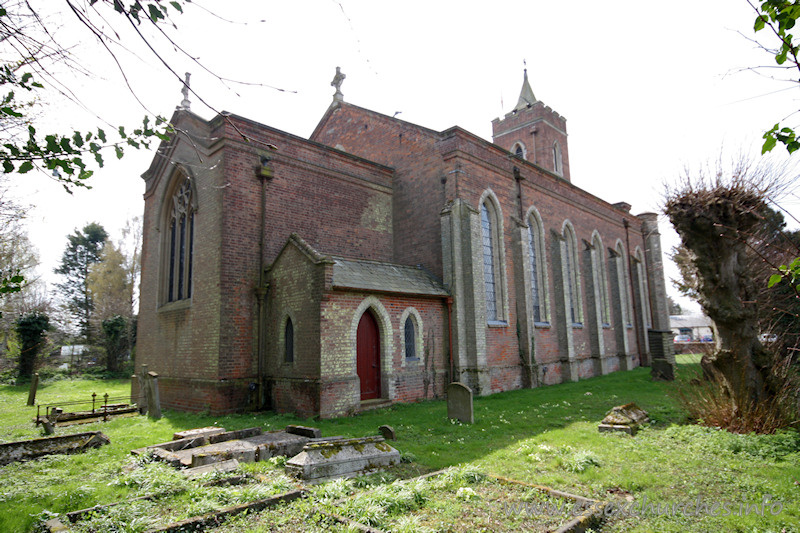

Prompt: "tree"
[667,296,683,316]
[55,222,108,342]
[664,158,797,430]
[15,310,49,380]
[101,314,128,373]
[88,240,132,327]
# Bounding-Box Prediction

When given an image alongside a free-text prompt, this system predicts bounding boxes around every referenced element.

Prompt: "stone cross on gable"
[179,72,191,110]
[331,66,345,103]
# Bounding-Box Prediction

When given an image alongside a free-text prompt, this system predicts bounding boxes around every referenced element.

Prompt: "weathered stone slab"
[208,427,263,444]
[285,436,400,482]
[598,403,649,435]
[173,427,226,441]
[189,440,257,467]
[183,458,240,479]
[248,431,311,461]
[447,382,474,424]
[286,425,322,439]
[0,431,110,466]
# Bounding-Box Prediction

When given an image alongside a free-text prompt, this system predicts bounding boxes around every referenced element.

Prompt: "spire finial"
[179,72,191,111]
[331,66,346,103]
[514,64,536,111]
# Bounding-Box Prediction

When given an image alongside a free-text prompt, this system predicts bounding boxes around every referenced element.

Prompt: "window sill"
[571,323,584,329]
[602,323,612,329]
[158,299,191,313]
[534,321,551,329]
[488,320,509,328]
[405,357,420,364]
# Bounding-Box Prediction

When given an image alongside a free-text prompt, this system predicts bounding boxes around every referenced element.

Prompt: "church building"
[135,70,673,417]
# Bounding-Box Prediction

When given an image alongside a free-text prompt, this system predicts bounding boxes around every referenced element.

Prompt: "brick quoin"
[135,74,670,416]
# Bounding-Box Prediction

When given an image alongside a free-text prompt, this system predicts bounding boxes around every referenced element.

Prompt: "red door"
[357,311,381,400]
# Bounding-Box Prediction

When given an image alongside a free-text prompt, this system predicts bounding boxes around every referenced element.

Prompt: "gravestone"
[447,382,474,424]
[378,424,395,440]
[598,403,649,435]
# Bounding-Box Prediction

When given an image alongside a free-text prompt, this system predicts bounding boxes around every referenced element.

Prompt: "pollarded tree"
[664,158,797,427]
[55,222,108,343]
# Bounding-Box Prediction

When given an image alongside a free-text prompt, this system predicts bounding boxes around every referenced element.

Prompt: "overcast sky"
[9,0,800,314]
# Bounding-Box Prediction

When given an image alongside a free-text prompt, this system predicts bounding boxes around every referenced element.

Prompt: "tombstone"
[378,424,396,440]
[447,382,474,424]
[285,436,400,482]
[598,403,649,435]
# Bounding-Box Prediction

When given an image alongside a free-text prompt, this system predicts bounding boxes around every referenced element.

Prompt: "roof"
[670,315,713,329]
[331,257,449,297]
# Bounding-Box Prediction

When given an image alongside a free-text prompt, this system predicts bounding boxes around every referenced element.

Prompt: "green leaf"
[170,1,183,13]
[2,160,13,173]
[762,135,777,154]
[768,273,783,287]
[97,128,106,143]
[115,145,124,159]
[755,15,766,31]
[18,161,33,173]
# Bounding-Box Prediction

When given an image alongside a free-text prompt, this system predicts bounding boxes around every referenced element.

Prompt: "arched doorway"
[357,310,381,400]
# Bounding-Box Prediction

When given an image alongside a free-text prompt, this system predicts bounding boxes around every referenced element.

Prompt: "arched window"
[553,142,563,176]
[284,317,294,363]
[481,197,504,322]
[404,317,416,359]
[635,248,652,329]
[562,222,582,325]
[512,142,526,160]
[527,208,549,323]
[592,233,611,325]
[166,175,195,303]
[616,242,632,327]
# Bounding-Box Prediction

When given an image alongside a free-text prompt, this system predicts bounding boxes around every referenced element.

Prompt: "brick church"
[135,69,672,417]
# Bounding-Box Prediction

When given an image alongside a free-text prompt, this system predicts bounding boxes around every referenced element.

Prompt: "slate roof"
[331,257,449,297]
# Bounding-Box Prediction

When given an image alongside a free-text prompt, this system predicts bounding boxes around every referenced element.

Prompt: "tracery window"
[166,177,195,303]
[481,201,499,321]
[527,209,549,323]
[562,222,583,325]
[592,233,611,326]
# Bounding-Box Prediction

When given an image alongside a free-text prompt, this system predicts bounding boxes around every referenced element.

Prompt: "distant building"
[135,70,672,417]
[670,315,714,341]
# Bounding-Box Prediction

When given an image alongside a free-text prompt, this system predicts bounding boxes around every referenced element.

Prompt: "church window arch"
[591,231,611,326]
[562,221,583,326]
[512,142,527,160]
[553,141,563,176]
[162,171,196,304]
[480,191,507,324]
[634,247,652,329]
[615,241,633,327]
[526,206,549,323]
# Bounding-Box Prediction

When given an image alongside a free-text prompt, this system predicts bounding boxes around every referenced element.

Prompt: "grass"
[0,356,798,531]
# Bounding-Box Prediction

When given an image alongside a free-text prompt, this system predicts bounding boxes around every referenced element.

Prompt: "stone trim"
[399,307,424,368]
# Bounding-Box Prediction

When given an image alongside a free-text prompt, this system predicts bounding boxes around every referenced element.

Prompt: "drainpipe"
[256,155,274,408]
[446,297,454,383]
[623,219,643,361]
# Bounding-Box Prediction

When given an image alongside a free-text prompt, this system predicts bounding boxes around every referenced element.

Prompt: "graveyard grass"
[0,355,797,532]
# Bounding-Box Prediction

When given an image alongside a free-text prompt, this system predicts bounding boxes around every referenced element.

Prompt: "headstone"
[147,371,161,420]
[378,424,395,440]
[598,403,649,435]
[27,373,39,406]
[447,382,474,424]
[285,436,399,482]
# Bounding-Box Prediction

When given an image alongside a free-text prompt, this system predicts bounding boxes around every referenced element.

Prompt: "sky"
[8,0,800,314]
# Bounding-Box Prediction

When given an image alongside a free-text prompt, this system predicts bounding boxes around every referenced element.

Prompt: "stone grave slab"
[285,436,400,483]
[173,427,226,440]
[598,403,649,435]
[447,382,474,424]
[0,431,110,465]
[378,424,395,440]
[183,458,240,479]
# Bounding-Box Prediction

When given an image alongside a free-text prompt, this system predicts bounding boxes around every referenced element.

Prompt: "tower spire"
[513,68,537,111]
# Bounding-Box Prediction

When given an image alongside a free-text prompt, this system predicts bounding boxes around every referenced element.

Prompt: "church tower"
[492,70,570,182]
